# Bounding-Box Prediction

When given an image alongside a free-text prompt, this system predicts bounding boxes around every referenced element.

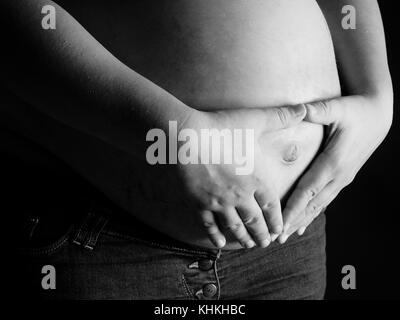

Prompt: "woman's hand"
[279,94,393,242]
[170,104,307,248]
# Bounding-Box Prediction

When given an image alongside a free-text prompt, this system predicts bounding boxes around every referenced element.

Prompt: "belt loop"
[71,204,94,246]
[82,214,108,250]
[71,200,109,250]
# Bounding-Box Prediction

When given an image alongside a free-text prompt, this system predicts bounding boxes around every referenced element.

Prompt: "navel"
[282,143,300,163]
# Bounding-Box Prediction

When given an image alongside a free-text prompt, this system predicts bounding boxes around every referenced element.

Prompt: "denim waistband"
[16,193,325,260]
[87,198,221,258]
[87,197,326,259]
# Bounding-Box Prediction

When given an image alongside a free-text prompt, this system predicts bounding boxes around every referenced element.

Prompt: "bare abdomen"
[6,0,341,249]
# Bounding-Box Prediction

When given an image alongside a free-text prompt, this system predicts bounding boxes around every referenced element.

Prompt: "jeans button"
[202,283,217,298]
[198,259,214,271]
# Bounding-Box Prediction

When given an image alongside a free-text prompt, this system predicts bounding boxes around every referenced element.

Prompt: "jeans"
[13,197,327,300]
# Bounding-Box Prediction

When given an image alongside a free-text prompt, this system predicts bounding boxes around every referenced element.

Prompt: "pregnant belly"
[59,0,341,196]
[21,0,341,249]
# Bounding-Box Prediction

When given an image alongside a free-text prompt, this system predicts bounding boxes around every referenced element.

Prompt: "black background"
[1,0,399,300]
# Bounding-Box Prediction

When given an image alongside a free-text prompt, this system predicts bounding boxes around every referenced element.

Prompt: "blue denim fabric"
[14,199,326,300]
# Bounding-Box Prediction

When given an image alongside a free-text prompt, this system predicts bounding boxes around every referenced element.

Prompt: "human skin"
[1,0,342,249]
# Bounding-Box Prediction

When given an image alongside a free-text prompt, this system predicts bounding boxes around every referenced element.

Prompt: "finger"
[199,210,226,248]
[304,99,343,125]
[297,206,328,236]
[282,151,334,232]
[295,184,340,236]
[254,187,283,239]
[237,199,271,248]
[279,209,308,242]
[296,211,318,236]
[216,207,255,248]
[305,182,339,218]
[277,208,307,243]
[297,225,307,236]
[263,104,307,132]
[285,185,331,237]
[289,210,317,236]
[296,205,329,236]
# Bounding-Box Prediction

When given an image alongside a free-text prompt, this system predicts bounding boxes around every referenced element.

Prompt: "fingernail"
[293,104,306,117]
[271,233,279,242]
[215,238,226,248]
[245,240,256,248]
[279,234,289,244]
[260,238,271,248]
[298,227,306,236]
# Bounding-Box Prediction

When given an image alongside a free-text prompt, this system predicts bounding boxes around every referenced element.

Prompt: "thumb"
[304,100,342,125]
[264,104,306,132]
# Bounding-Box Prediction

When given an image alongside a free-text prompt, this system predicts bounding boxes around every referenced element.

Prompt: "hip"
[13,197,327,299]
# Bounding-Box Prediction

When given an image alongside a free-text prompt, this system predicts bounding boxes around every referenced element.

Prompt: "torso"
[2,0,341,249]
